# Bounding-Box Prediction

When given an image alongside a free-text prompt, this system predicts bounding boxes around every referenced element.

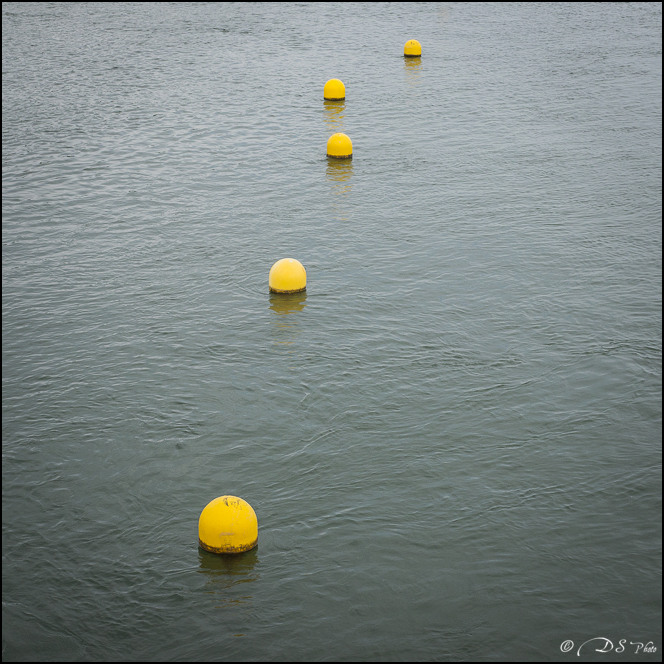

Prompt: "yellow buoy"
[327,132,352,159]
[269,258,307,293]
[198,495,258,554]
[324,78,346,101]
[404,39,422,57]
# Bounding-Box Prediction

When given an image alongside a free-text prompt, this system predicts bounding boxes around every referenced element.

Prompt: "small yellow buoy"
[327,132,352,159]
[198,495,258,554]
[324,78,346,101]
[404,39,422,57]
[269,258,307,293]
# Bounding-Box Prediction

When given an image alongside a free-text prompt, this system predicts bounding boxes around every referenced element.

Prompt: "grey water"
[2,2,661,662]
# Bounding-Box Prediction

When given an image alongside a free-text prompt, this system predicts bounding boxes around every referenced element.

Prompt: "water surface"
[2,3,661,662]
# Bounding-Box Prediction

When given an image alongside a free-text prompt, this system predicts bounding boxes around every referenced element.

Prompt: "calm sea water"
[2,2,661,662]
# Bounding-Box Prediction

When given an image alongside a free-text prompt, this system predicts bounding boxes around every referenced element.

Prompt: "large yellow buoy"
[198,495,258,554]
[324,78,345,101]
[327,132,352,159]
[404,39,422,57]
[269,258,307,293]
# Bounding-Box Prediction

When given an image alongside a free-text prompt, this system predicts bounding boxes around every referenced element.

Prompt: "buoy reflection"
[326,159,353,217]
[269,291,307,347]
[269,291,307,315]
[404,55,423,85]
[326,158,353,185]
[198,546,259,607]
[323,99,345,132]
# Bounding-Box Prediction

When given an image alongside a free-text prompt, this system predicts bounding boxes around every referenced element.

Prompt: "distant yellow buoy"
[404,39,422,57]
[269,258,307,293]
[327,132,352,159]
[324,78,345,101]
[198,495,258,554]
